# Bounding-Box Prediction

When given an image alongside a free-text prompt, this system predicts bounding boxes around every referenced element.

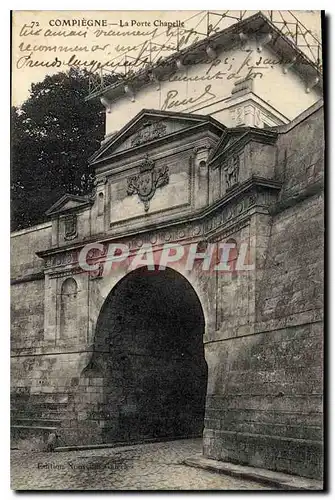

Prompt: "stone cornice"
[93,122,224,169]
[11,221,52,238]
[36,175,281,260]
[89,108,225,167]
[11,271,45,285]
[96,134,217,178]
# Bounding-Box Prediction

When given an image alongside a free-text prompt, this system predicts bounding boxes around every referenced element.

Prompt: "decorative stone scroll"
[126,155,169,212]
[89,262,104,280]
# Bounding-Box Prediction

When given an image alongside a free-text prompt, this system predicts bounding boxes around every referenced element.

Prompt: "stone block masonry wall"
[203,102,324,480]
[11,222,64,448]
[257,194,323,328]
[256,102,324,331]
[275,102,324,198]
[204,324,323,479]
[11,351,92,449]
[11,281,45,346]
[11,222,52,348]
[11,222,52,278]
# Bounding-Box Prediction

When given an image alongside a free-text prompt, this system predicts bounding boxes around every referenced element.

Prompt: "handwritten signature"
[161,84,216,111]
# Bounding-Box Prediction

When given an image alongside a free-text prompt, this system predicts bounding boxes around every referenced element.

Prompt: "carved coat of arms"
[127,155,169,212]
[131,121,166,147]
[64,214,77,240]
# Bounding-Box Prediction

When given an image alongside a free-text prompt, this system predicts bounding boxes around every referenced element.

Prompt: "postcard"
[11,9,324,490]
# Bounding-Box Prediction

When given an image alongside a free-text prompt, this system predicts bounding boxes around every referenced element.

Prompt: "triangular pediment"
[209,129,248,162]
[89,109,225,166]
[209,127,278,168]
[46,194,93,216]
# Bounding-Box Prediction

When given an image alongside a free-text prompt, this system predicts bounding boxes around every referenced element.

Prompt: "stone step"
[184,455,323,490]
[11,403,69,415]
[11,424,58,445]
[12,400,69,407]
[11,424,60,451]
[11,417,62,427]
[12,425,58,432]
[11,395,70,406]
[12,413,67,424]
[12,410,63,418]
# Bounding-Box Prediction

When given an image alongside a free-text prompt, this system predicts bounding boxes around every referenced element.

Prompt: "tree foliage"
[11,68,106,231]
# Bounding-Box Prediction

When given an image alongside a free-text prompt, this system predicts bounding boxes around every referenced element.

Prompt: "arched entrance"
[92,266,208,443]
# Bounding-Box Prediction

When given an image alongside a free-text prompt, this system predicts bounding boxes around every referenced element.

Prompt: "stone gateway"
[11,12,324,481]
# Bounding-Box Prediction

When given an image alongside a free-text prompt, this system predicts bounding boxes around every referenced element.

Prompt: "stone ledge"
[184,454,323,490]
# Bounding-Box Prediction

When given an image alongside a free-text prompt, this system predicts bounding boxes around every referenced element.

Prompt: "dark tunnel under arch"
[89,266,208,443]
